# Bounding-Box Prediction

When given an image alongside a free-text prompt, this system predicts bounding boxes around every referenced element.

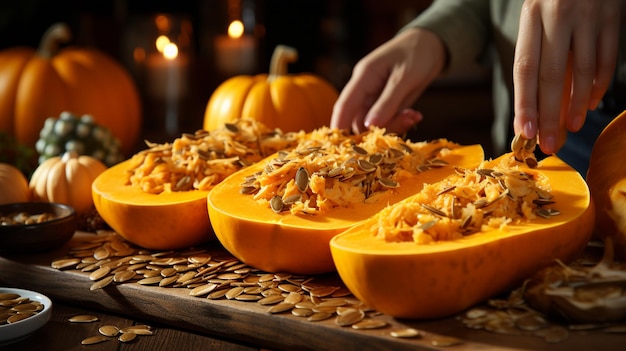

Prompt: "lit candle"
[214,20,256,76]
[146,36,188,134]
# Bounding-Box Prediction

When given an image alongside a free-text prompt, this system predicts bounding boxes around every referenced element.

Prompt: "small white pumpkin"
[29,151,106,214]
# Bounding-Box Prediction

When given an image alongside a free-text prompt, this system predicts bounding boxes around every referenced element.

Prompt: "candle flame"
[155,35,179,60]
[163,43,179,60]
[228,20,244,39]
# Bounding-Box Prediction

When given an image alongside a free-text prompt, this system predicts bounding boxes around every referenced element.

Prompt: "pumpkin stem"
[37,23,72,59]
[268,45,298,81]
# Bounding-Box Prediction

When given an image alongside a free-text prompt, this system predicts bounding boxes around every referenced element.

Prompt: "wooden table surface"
[1,232,625,351]
[0,300,269,351]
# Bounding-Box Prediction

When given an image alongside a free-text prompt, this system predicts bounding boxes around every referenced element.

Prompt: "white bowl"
[0,287,52,345]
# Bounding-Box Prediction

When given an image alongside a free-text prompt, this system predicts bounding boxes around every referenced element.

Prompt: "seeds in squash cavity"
[270,196,284,213]
[352,145,368,156]
[357,159,376,173]
[378,178,399,188]
[295,167,309,193]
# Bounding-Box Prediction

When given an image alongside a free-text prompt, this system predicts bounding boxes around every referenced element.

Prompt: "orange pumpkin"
[204,45,338,133]
[587,110,626,259]
[0,23,141,155]
[0,163,31,204]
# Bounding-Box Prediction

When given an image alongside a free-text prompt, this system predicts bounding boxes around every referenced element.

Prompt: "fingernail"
[541,135,556,154]
[589,97,600,110]
[571,114,584,131]
[523,121,536,139]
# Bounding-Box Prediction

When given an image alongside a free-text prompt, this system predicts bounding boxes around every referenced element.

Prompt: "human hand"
[330,28,446,134]
[513,0,623,154]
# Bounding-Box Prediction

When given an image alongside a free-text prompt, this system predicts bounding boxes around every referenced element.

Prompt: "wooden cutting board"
[0,232,622,351]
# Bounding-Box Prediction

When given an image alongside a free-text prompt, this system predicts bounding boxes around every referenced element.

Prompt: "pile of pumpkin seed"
[0,292,45,325]
[0,211,57,226]
[50,230,467,347]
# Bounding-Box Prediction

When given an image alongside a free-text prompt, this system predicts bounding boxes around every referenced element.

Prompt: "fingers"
[513,2,542,140]
[589,9,620,110]
[330,61,382,133]
[383,108,424,135]
[363,63,422,131]
[514,0,621,155]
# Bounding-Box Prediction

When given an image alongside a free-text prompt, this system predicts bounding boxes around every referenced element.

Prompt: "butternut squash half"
[92,158,213,250]
[330,153,595,319]
[92,119,301,250]
[208,132,483,275]
[587,110,626,260]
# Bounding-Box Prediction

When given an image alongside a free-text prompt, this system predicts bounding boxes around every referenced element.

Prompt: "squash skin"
[0,24,141,155]
[330,155,595,319]
[587,110,626,259]
[92,159,213,250]
[207,144,484,274]
[204,46,338,133]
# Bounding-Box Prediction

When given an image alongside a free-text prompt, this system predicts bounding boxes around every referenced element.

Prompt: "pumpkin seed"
[81,335,109,345]
[295,167,309,192]
[269,196,284,213]
[69,314,99,323]
[118,332,137,343]
[99,325,120,337]
[390,328,423,338]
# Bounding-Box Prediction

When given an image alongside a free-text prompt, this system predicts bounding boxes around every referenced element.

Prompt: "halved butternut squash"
[330,154,595,319]
[208,137,484,274]
[92,158,213,250]
[587,110,626,259]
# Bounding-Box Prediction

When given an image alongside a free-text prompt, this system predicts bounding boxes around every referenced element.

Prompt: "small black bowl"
[0,202,76,253]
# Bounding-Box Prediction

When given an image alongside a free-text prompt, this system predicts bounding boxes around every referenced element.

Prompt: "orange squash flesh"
[586,110,626,259]
[92,159,213,250]
[330,154,595,319]
[207,144,484,275]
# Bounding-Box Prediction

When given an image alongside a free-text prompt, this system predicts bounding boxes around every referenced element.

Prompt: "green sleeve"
[401,0,491,74]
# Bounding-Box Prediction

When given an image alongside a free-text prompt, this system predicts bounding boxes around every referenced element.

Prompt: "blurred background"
[0,0,493,156]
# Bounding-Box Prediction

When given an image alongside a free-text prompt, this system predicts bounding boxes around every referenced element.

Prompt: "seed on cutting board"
[118,332,137,343]
[81,335,109,345]
[113,270,136,283]
[89,266,111,281]
[90,276,115,291]
[69,314,99,323]
[307,312,333,322]
[351,319,388,330]
[390,328,423,338]
[267,302,295,314]
[99,325,120,337]
[292,308,314,317]
[335,309,365,326]
[51,258,81,270]
[430,335,463,347]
